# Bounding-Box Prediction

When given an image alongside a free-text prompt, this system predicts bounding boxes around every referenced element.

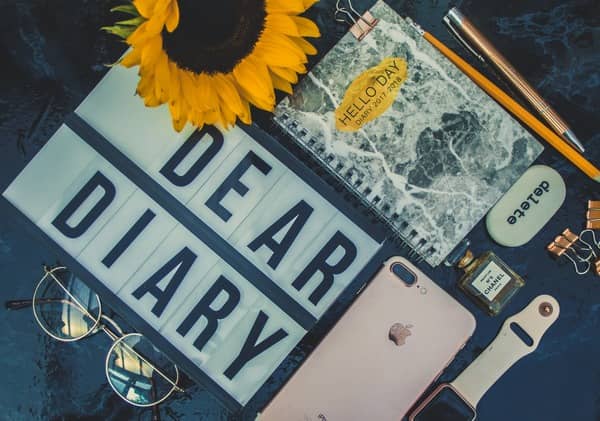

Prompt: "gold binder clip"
[586,200,600,229]
[594,258,600,276]
[335,0,378,41]
[547,228,595,275]
[561,228,596,261]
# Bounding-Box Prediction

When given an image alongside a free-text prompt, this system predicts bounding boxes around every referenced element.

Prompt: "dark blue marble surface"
[0,0,598,420]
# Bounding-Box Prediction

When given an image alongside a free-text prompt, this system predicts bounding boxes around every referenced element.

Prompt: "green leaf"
[101,24,136,39]
[110,4,140,16]
[114,16,145,27]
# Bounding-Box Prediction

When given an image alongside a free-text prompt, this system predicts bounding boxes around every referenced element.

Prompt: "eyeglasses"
[24,266,184,407]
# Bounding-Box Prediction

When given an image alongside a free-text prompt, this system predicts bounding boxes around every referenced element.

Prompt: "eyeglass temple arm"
[5,298,70,310]
[5,299,33,310]
[151,378,162,421]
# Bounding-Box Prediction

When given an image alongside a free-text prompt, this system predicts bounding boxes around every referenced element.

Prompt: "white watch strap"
[451,295,559,407]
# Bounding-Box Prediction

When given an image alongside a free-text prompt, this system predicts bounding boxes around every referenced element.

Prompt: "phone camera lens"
[391,263,417,287]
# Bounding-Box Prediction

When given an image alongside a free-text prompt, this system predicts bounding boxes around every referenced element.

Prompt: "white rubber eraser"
[486,165,566,247]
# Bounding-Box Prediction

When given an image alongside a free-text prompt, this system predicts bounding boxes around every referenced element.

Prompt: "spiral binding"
[275,113,437,264]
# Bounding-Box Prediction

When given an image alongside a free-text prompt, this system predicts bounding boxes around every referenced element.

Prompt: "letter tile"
[118,224,220,330]
[229,172,338,289]
[78,189,178,292]
[3,125,97,223]
[161,260,304,405]
[37,158,136,257]
[187,136,286,239]
[287,212,381,318]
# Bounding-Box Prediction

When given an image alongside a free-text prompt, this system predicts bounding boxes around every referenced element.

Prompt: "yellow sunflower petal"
[171,113,187,132]
[270,71,294,94]
[265,14,320,39]
[136,74,154,98]
[265,14,303,37]
[145,0,173,34]
[138,75,161,107]
[145,95,161,107]
[152,0,171,18]
[258,29,307,61]
[169,99,184,126]
[212,74,245,118]
[219,103,237,128]
[168,60,181,101]
[270,66,299,83]
[203,108,221,126]
[127,24,152,46]
[145,14,167,34]
[233,57,275,111]
[154,53,171,100]
[133,0,155,18]
[180,71,200,109]
[291,16,320,37]
[196,73,219,112]
[266,0,307,14]
[140,35,163,68]
[188,109,202,128]
[165,0,180,32]
[238,97,252,125]
[287,61,307,74]
[236,87,274,111]
[290,36,317,55]
[254,43,306,70]
[120,48,142,67]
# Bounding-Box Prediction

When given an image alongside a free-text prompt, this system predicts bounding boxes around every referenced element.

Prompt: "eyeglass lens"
[33,268,101,341]
[106,333,179,407]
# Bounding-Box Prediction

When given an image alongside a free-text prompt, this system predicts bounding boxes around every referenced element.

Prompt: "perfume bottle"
[445,240,524,316]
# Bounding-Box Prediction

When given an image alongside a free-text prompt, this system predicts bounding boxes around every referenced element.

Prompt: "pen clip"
[443,15,486,63]
[405,17,425,36]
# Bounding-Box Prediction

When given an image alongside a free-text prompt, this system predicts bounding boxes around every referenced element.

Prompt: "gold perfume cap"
[457,249,475,269]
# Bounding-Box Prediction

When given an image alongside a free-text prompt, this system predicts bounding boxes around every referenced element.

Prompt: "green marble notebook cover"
[274,0,543,266]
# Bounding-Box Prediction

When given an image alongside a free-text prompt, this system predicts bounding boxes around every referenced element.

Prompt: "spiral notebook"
[274,0,543,266]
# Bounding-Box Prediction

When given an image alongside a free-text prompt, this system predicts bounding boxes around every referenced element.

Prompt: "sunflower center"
[162,0,267,74]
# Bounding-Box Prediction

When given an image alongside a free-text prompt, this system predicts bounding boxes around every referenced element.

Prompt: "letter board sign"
[2,66,384,410]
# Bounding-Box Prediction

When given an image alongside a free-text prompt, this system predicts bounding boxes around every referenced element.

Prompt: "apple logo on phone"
[389,323,413,346]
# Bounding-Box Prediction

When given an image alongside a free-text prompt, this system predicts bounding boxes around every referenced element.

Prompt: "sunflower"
[104,0,320,132]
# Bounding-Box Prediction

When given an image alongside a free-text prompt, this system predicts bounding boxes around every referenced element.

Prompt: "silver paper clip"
[335,0,378,41]
[547,228,596,275]
[580,229,600,277]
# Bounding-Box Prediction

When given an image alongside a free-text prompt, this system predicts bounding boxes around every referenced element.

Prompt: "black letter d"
[52,171,116,238]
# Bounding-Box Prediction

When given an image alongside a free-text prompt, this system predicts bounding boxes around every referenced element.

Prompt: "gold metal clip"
[586,200,600,229]
[547,228,596,275]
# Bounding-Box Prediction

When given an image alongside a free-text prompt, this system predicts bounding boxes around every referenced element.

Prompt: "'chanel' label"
[471,262,511,302]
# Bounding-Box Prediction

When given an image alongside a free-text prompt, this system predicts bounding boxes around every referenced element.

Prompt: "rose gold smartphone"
[258,257,476,421]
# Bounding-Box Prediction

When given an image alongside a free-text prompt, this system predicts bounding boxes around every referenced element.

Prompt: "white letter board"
[2,65,384,410]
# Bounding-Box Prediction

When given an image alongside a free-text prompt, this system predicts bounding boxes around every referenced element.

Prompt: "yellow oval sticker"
[335,57,407,132]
